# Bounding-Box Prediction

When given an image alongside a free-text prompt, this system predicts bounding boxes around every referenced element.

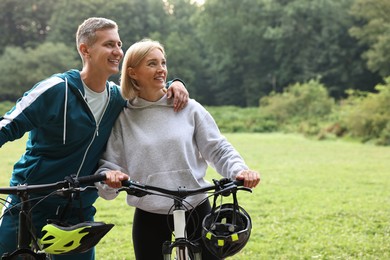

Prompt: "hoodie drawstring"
[63,77,68,145]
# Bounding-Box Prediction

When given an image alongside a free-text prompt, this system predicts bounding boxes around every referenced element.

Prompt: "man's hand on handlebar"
[235,169,260,189]
[104,171,129,188]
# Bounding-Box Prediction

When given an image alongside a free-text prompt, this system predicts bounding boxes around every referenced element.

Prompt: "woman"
[96,39,260,259]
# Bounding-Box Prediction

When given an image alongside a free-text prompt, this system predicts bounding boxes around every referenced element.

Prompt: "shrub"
[377,122,390,146]
[205,106,278,133]
[259,79,335,135]
[340,77,390,144]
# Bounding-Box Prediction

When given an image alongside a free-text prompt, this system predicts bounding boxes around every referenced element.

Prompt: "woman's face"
[130,48,167,91]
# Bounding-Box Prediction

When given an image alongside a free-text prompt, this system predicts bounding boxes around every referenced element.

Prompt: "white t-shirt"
[82,81,108,123]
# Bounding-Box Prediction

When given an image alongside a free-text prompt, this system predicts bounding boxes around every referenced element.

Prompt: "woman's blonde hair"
[120,38,166,100]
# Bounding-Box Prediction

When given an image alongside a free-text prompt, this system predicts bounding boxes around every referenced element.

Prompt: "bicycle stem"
[18,192,31,249]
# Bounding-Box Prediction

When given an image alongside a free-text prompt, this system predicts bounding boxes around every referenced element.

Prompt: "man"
[0,17,188,260]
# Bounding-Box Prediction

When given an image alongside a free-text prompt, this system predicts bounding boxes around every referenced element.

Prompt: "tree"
[0,43,79,101]
[194,0,381,105]
[194,0,273,106]
[160,0,208,103]
[267,0,381,98]
[349,0,390,77]
[0,0,384,105]
[47,0,172,50]
[0,0,57,53]
[46,0,174,83]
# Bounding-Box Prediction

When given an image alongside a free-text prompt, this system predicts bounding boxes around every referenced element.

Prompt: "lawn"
[1,133,389,259]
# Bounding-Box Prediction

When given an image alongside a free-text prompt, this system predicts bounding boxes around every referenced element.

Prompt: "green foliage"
[0,101,14,116]
[0,0,58,52]
[0,42,79,101]
[193,0,380,105]
[340,77,390,145]
[47,0,172,51]
[259,79,334,133]
[260,0,374,98]
[194,0,277,106]
[349,0,390,77]
[0,0,385,105]
[206,106,278,133]
[157,1,206,102]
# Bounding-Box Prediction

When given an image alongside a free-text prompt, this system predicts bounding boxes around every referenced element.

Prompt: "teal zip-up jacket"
[0,69,126,207]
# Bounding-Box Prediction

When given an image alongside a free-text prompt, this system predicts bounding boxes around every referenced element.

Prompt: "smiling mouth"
[108,59,120,64]
[155,77,165,82]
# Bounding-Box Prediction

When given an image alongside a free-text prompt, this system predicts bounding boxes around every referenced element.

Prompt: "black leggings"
[132,200,220,260]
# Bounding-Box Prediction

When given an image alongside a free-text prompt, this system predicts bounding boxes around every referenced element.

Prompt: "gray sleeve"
[194,106,248,179]
[95,122,129,200]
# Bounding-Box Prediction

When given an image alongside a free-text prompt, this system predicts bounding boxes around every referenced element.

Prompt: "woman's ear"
[128,67,137,80]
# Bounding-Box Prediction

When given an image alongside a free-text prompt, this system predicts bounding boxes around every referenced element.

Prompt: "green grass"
[1,133,389,259]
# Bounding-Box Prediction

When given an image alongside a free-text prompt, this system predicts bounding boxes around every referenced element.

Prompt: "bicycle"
[117,177,253,260]
[0,174,111,260]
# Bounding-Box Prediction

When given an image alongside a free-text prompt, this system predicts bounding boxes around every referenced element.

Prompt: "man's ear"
[79,43,90,58]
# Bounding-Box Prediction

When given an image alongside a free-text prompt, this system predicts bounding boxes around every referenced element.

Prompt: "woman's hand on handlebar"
[235,169,260,188]
[104,171,129,188]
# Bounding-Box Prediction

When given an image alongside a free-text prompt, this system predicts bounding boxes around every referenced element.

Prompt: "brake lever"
[237,186,253,193]
[117,187,149,197]
[56,186,97,197]
[218,184,253,197]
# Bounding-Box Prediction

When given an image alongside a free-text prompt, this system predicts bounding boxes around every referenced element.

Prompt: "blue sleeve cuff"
[165,78,186,89]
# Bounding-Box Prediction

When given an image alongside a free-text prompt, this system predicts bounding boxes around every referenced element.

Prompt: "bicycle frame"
[0,174,107,260]
[162,198,202,260]
[120,178,250,260]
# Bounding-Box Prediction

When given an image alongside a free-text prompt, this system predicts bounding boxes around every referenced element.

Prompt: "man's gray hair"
[76,17,118,55]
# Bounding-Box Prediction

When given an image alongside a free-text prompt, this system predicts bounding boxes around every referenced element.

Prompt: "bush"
[205,106,278,133]
[259,79,335,135]
[340,77,390,144]
[377,122,390,146]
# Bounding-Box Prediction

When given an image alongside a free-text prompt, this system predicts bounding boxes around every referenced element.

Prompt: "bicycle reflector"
[39,221,114,255]
[202,192,252,258]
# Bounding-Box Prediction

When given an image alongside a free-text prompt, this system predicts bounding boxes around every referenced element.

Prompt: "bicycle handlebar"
[0,173,107,195]
[119,177,250,199]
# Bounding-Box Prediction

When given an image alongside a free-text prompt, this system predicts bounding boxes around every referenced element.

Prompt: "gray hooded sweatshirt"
[95,94,248,214]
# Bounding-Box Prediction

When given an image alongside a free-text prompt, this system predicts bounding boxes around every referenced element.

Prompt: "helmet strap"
[211,191,221,213]
[231,192,239,226]
[57,190,85,223]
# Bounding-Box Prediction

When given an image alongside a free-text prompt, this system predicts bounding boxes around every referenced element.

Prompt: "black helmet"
[202,192,251,258]
[39,220,114,255]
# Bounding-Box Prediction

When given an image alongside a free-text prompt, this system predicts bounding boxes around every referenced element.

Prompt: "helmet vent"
[65,241,74,247]
[43,235,55,241]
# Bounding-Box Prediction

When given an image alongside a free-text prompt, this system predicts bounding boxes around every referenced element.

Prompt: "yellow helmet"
[39,221,114,255]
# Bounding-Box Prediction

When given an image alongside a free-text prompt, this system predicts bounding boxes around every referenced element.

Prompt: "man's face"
[86,28,123,77]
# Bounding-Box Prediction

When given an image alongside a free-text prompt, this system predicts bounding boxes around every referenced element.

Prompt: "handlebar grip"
[121,180,142,187]
[76,173,107,185]
[121,180,131,186]
[233,179,244,186]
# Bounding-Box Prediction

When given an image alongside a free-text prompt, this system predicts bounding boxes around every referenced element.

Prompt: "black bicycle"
[118,177,253,260]
[0,174,110,260]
